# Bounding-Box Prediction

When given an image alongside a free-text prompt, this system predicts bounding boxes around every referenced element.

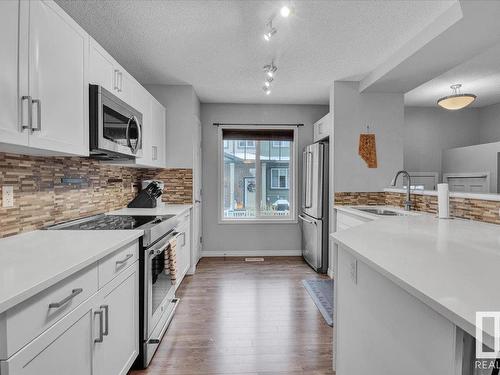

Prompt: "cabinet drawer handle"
[48,288,83,309]
[101,305,109,336]
[116,253,133,266]
[113,69,120,91]
[94,310,104,343]
[32,99,42,132]
[21,95,32,132]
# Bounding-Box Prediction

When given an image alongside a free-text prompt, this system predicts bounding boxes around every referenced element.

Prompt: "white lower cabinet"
[0,243,140,375]
[94,265,139,375]
[0,298,95,375]
[175,211,191,289]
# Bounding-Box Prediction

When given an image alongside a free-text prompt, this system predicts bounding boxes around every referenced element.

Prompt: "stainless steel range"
[46,213,181,368]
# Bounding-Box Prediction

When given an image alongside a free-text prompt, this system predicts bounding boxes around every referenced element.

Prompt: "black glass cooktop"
[48,215,157,230]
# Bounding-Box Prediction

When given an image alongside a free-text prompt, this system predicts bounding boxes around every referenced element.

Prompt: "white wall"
[332,81,404,192]
[479,102,500,143]
[145,84,200,168]
[201,103,328,255]
[404,106,480,178]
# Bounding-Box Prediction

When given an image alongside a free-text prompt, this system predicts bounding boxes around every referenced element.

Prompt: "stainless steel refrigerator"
[299,141,329,273]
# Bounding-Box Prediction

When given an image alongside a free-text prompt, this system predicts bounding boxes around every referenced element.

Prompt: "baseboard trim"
[201,250,302,257]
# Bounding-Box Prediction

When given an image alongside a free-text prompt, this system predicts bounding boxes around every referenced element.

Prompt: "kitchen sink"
[356,208,402,216]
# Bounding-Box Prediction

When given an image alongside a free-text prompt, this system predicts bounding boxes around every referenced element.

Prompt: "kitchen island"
[331,211,500,375]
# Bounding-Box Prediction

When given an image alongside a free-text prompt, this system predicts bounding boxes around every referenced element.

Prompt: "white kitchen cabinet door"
[133,86,153,165]
[151,98,166,166]
[117,70,136,107]
[94,263,139,375]
[1,298,95,375]
[313,113,332,143]
[89,38,117,93]
[0,0,28,147]
[175,214,191,288]
[27,0,88,156]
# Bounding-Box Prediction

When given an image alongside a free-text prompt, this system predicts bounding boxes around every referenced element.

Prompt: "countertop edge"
[0,230,143,314]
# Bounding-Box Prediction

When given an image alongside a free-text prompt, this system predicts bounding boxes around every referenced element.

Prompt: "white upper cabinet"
[313,112,333,143]
[26,0,89,155]
[0,0,88,156]
[0,0,28,147]
[89,37,137,108]
[151,98,166,166]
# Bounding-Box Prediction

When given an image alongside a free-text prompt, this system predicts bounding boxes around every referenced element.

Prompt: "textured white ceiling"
[405,41,500,108]
[56,0,455,104]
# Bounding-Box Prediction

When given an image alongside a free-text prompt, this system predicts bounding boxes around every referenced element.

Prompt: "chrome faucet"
[390,170,412,211]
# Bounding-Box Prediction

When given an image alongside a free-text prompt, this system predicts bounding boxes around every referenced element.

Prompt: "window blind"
[222,128,294,141]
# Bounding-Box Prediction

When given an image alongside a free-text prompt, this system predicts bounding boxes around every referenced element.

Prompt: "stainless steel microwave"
[89,84,143,160]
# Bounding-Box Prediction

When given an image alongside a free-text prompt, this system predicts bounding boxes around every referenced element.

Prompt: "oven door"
[146,236,177,339]
[90,85,143,159]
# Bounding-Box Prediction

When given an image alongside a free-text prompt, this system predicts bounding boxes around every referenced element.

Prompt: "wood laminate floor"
[131,256,334,375]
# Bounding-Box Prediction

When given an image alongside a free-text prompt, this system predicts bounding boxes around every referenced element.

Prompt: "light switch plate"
[350,259,357,284]
[2,186,14,208]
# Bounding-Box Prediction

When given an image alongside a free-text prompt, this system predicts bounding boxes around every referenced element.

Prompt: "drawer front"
[1,264,98,359]
[98,241,138,288]
[337,211,372,230]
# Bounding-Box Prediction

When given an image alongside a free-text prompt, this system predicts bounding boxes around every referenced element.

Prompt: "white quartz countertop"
[0,230,142,314]
[107,204,192,217]
[331,214,500,343]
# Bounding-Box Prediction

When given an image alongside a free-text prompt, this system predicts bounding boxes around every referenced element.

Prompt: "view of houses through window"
[222,133,293,220]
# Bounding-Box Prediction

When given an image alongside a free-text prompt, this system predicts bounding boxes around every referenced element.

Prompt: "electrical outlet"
[350,259,357,284]
[2,186,14,208]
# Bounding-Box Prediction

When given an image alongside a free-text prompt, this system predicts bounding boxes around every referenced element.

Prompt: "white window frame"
[270,168,289,189]
[218,125,298,224]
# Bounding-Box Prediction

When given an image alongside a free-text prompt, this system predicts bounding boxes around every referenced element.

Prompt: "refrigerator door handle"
[302,151,307,209]
[305,151,313,208]
[299,214,316,225]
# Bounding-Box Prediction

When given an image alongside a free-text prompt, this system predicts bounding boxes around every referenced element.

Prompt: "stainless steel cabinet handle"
[101,305,109,336]
[118,71,123,92]
[21,96,33,132]
[94,310,104,343]
[32,99,41,132]
[48,288,83,309]
[298,215,316,225]
[113,69,120,91]
[116,253,133,266]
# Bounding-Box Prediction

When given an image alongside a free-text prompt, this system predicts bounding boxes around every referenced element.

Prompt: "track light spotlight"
[263,86,271,95]
[263,20,277,41]
[263,63,277,78]
[280,5,293,18]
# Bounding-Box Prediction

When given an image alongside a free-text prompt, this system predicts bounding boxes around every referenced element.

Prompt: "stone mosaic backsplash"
[0,153,192,237]
[335,191,500,225]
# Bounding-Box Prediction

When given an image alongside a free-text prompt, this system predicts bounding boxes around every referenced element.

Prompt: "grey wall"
[332,81,404,192]
[145,84,199,168]
[479,102,500,143]
[442,141,500,193]
[201,103,328,255]
[404,106,480,177]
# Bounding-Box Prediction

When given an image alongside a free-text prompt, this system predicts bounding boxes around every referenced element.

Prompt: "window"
[271,168,289,189]
[219,127,297,222]
[237,140,255,148]
[272,141,289,148]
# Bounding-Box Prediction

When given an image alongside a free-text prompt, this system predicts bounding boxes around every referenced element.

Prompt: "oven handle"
[148,230,176,258]
[147,298,180,344]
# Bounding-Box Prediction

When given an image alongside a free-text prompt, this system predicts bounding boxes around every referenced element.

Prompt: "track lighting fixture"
[263,63,277,78]
[263,86,271,95]
[280,5,293,18]
[263,20,277,41]
[264,77,273,88]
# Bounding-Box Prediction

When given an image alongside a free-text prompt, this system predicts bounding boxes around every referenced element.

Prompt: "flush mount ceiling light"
[437,84,477,111]
[263,62,277,78]
[263,20,277,41]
